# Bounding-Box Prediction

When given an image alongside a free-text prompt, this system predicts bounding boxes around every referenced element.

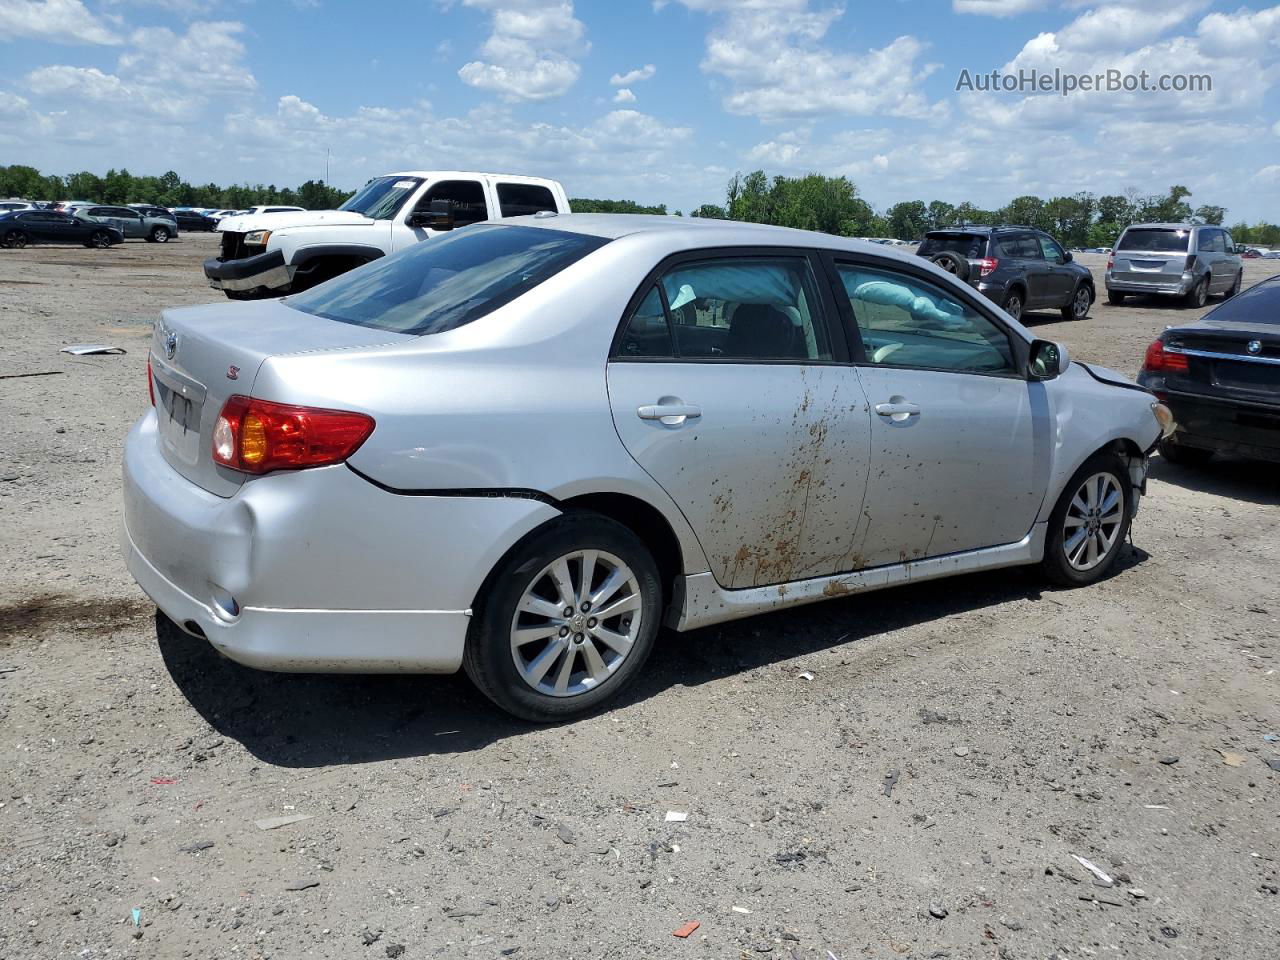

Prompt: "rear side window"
[1119,228,1190,252]
[1198,229,1225,253]
[497,183,557,217]
[286,224,608,336]
[918,233,987,259]
[615,256,833,362]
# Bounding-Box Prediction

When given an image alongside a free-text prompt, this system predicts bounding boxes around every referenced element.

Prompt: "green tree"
[568,197,667,214]
[926,200,956,230]
[690,203,727,219]
[1192,204,1225,226]
[885,200,928,240]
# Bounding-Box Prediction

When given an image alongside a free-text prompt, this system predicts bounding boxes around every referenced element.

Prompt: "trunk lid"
[149,300,411,497]
[1165,324,1280,404]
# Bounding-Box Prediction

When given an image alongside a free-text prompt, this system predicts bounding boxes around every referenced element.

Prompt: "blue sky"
[2,0,1278,222]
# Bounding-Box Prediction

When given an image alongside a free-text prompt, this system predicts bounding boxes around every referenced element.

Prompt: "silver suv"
[1106,223,1243,308]
[73,205,177,243]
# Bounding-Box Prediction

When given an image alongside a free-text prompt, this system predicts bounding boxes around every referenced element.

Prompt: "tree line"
[5,162,1278,247]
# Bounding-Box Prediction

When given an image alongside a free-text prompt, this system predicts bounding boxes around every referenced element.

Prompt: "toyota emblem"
[1247,339,1262,355]
[164,331,177,359]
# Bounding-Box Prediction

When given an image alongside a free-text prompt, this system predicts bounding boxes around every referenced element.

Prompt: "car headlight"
[243,229,271,246]
[1151,401,1176,438]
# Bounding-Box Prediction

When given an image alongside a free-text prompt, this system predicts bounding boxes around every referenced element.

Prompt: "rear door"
[1009,233,1051,306]
[828,255,1044,566]
[606,249,874,588]
[1198,228,1229,292]
[1036,233,1074,304]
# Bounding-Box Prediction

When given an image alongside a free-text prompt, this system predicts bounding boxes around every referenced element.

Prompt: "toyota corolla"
[123,214,1171,721]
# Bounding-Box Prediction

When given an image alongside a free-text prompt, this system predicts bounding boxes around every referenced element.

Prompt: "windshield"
[338,176,424,220]
[286,224,610,335]
[918,233,987,259]
[1119,228,1190,252]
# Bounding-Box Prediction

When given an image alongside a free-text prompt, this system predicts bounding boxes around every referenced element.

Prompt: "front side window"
[286,224,608,336]
[617,256,833,362]
[837,264,1015,374]
[415,180,488,227]
[339,176,424,220]
[1038,235,1066,262]
[497,183,557,217]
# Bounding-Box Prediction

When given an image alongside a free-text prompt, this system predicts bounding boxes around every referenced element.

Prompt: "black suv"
[917,227,1095,322]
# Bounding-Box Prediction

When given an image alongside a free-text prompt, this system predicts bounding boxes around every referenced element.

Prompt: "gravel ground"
[1,237,1278,960]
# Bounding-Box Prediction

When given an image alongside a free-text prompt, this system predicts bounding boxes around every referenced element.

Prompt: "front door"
[607,252,873,589]
[830,258,1045,567]
[390,179,490,252]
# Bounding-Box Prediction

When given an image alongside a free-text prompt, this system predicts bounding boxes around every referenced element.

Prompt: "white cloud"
[1054,2,1204,51]
[672,0,946,122]
[458,0,588,101]
[610,63,656,85]
[1253,165,1280,185]
[1196,4,1280,57]
[613,87,636,103]
[952,0,1045,16]
[0,0,120,45]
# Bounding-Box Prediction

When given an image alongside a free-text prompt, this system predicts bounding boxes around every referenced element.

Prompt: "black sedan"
[0,210,125,249]
[173,210,218,232]
[1139,274,1280,464]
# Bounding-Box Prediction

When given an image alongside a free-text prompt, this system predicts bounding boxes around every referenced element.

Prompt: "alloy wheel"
[1005,294,1023,320]
[1062,472,1124,572]
[92,231,110,249]
[509,549,643,697]
[1192,279,1207,307]
[1073,287,1090,318]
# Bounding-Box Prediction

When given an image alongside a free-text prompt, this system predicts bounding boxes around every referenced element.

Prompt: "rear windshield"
[1204,276,1280,325]
[918,233,987,259]
[286,224,609,335]
[1119,228,1190,252]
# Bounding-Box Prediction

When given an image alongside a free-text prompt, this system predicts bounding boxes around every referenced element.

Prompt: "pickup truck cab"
[204,171,570,299]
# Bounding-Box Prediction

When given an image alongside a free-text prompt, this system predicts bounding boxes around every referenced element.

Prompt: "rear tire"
[1223,271,1242,299]
[463,512,662,722]
[1062,283,1091,322]
[1040,451,1132,588]
[1158,438,1213,467]
[2,229,28,249]
[1184,276,1208,308]
[1001,287,1024,321]
[1107,290,1125,305]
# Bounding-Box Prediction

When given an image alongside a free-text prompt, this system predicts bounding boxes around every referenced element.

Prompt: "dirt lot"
[1,236,1278,960]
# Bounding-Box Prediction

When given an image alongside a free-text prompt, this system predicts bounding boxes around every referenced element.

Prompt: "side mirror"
[1029,339,1069,380]
[408,198,453,230]
[1063,251,1073,262]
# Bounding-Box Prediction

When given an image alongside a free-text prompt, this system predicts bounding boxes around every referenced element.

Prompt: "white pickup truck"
[204,171,570,299]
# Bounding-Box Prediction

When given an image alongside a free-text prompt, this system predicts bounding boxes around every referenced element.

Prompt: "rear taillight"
[147,357,155,406]
[1106,254,1114,270]
[979,257,998,277]
[1141,338,1189,374]
[211,395,374,474]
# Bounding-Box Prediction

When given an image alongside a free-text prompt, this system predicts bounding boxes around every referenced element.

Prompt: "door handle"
[637,401,702,426]
[874,399,921,422]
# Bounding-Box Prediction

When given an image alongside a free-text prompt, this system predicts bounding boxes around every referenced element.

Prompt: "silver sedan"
[123,215,1170,720]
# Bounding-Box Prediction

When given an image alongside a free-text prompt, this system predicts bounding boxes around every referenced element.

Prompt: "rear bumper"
[121,412,560,672]
[1158,390,1280,462]
[1105,272,1193,296]
[203,249,291,292]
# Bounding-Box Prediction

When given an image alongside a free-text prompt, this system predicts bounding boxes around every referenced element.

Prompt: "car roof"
[1125,223,1198,230]
[495,213,928,262]
[385,170,561,185]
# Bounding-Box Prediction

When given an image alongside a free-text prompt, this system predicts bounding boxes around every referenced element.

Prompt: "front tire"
[1040,452,1132,588]
[463,513,662,722]
[89,230,111,249]
[1062,284,1091,321]
[150,226,170,243]
[1158,438,1213,467]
